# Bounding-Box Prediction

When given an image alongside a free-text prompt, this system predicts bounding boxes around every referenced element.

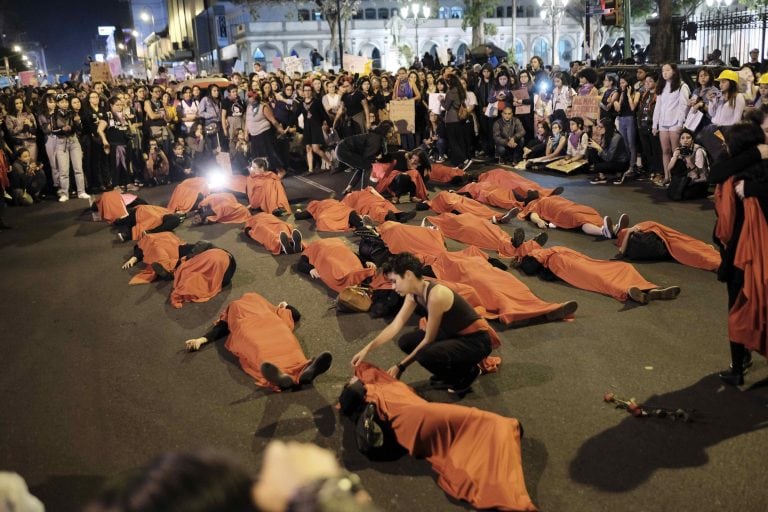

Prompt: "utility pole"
[337,0,344,71]
[585,0,591,61]
[623,0,631,59]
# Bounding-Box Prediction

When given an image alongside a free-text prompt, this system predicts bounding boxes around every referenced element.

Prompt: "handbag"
[205,123,219,135]
[457,104,469,121]
[336,286,372,313]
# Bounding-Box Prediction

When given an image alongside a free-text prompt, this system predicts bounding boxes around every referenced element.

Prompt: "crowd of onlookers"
[0,49,767,229]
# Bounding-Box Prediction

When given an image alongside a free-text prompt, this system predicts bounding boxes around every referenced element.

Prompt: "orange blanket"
[167,177,209,213]
[431,246,563,324]
[378,221,447,265]
[132,205,173,241]
[478,168,558,197]
[219,293,311,391]
[129,232,184,285]
[457,181,524,210]
[306,199,355,232]
[341,187,399,223]
[520,195,602,229]
[729,198,768,357]
[615,221,721,271]
[355,363,537,511]
[303,238,376,293]
[97,190,129,223]
[428,163,465,184]
[428,191,499,220]
[375,170,429,201]
[424,212,520,258]
[246,173,292,214]
[170,248,232,308]
[198,193,251,224]
[528,246,658,302]
[244,212,297,255]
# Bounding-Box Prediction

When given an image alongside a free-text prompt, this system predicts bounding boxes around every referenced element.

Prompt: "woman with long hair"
[83,90,109,191]
[295,82,332,173]
[613,74,639,183]
[515,70,535,144]
[198,84,223,153]
[587,116,630,185]
[652,63,690,186]
[708,70,746,128]
[52,93,89,201]
[687,67,716,131]
[442,74,469,168]
[5,96,38,162]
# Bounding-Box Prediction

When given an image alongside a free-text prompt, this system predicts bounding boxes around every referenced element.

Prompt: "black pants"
[587,149,627,176]
[295,209,364,230]
[445,121,467,166]
[637,127,663,174]
[478,115,495,156]
[115,212,181,240]
[389,173,416,198]
[397,329,492,384]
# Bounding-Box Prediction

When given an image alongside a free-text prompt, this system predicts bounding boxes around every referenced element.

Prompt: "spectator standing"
[652,63,690,187]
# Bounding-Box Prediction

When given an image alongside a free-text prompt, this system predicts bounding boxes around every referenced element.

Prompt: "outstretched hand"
[185,337,207,351]
[121,257,137,269]
[351,347,369,367]
[386,365,402,379]
[309,269,321,279]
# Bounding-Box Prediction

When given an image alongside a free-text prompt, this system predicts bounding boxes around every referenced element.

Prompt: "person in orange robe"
[96,190,147,223]
[121,231,185,284]
[112,204,182,243]
[297,238,377,293]
[477,168,564,202]
[428,162,467,185]
[429,246,576,326]
[341,186,417,224]
[244,212,304,255]
[520,195,627,239]
[184,293,332,391]
[294,198,372,233]
[374,169,429,204]
[615,221,721,271]
[517,246,681,304]
[423,212,537,258]
[457,180,524,210]
[246,158,292,217]
[340,363,537,512]
[169,247,236,308]
[190,192,251,225]
[378,220,447,265]
[429,190,518,224]
[166,176,209,213]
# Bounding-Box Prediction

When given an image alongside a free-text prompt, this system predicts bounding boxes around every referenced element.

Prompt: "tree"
[462,0,497,47]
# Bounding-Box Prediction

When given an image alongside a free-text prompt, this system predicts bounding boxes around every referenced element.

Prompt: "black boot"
[719,342,747,386]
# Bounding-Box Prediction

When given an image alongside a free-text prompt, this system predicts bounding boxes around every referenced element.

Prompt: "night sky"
[9,0,131,75]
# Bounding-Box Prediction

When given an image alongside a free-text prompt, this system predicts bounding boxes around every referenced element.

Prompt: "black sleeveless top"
[415,281,480,337]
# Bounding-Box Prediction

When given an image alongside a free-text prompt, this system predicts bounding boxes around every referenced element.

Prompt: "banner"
[106,56,123,79]
[18,71,37,86]
[428,93,444,115]
[389,99,416,134]
[570,96,600,121]
[283,55,303,75]
[343,54,371,75]
[90,62,113,83]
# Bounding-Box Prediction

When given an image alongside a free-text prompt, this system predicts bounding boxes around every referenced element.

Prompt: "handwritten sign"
[90,62,113,83]
[283,56,303,75]
[18,71,37,86]
[343,54,370,75]
[428,93,444,115]
[389,99,416,134]
[106,56,123,79]
[571,96,600,121]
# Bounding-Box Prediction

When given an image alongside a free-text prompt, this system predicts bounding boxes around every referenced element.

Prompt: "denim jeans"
[55,135,85,195]
[617,115,638,171]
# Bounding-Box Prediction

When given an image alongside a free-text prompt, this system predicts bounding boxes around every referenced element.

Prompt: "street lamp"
[140,11,156,32]
[13,45,21,52]
[537,0,569,66]
[400,2,431,62]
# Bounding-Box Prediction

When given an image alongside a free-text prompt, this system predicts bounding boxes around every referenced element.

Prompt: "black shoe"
[497,207,520,224]
[627,286,648,304]
[732,351,753,371]
[511,227,525,248]
[261,362,295,390]
[647,286,681,301]
[298,351,333,386]
[525,189,539,205]
[448,366,481,395]
[532,231,548,246]
[272,207,287,217]
[614,213,629,237]
[415,201,430,211]
[291,229,303,253]
[279,231,291,254]
[718,369,745,386]
[545,300,578,321]
[397,211,417,223]
[151,262,174,280]
[551,186,564,196]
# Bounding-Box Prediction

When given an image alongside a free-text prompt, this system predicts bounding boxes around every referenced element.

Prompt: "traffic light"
[601,0,624,28]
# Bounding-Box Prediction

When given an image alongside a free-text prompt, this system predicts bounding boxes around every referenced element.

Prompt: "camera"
[678,146,693,157]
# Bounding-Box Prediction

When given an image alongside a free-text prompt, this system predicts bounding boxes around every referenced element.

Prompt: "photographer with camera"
[665,128,709,200]
[9,147,46,205]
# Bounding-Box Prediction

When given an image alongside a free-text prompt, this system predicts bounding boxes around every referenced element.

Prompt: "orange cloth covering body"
[131,205,173,241]
[218,293,311,391]
[728,198,768,357]
[527,246,658,302]
[520,195,603,229]
[198,192,251,224]
[246,172,292,215]
[714,178,737,248]
[355,363,537,511]
[170,248,232,308]
[375,170,429,201]
[431,246,562,324]
[167,177,210,213]
[97,190,130,223]
[478,168,558,197]
[341,187,400,223]
[306,199,355,232]
[244,212,299,255]
[227,174,248,195]
[129,232,185,285]
[303,238,376,293]
[457,181,524,210]
[615,221,721,271]
[378,221,447,265]
[424,212,523,258]
[428,163,466,184]
[428,191,499,220]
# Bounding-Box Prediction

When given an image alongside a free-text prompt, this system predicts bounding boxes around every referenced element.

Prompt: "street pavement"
[1,164,767,511]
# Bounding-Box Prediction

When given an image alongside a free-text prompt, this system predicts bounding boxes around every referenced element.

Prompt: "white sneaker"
[78,192,91,200]
[58,194,69,203]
